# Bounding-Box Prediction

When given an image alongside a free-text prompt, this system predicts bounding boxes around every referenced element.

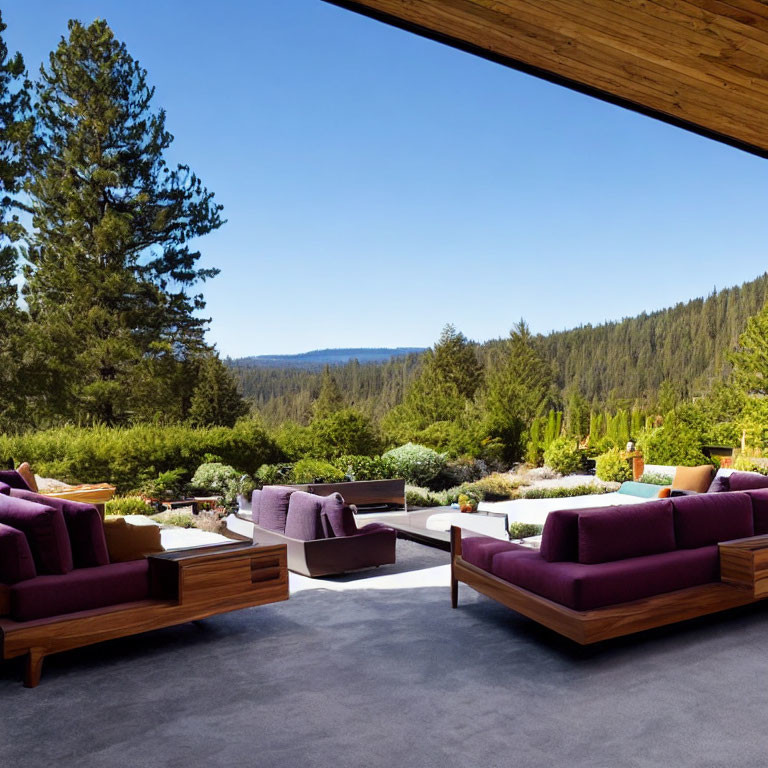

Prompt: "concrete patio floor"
[2,539,768,767]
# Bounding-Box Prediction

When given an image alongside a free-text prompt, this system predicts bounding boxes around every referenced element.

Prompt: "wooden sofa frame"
[0,542,288,687]
[284,479,406,510]
[450,527,760,644]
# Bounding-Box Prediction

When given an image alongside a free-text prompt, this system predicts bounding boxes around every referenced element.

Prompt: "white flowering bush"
[382,443,446,487]
[189,462,242,507]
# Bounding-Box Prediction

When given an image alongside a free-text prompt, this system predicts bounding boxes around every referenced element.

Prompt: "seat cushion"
[251,489,262,525]
[727,471,768,493]
[461,536,528,571]
[0,470,32,492]
[671,492,754,548]
[258,486,294,533]
[11,489,109,568]
[578,500,675,564]
[743,489,768,535]
[284,491,324,541]
[672,465,715,494]
[10,559,150,621]
[491,546,720,611]
[0,495,73,574]
[319,494,357,538]
[540,508,580,562]
[103,516,163,562]
[0,523,37,584]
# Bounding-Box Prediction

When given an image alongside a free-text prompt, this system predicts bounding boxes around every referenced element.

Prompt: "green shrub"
[0,420,279,493]
[638,472,673,485]
[189,462,242,507]
[431,456,486,490]
[405,484,449,508]
[595,448,632,483]
[289,458,345,484]
[331,454,390,481]
[636,417,710,467]
[105,496,151,516]
[382,443,446,486]
[459,473,520,502]
[508,522,543,540]
[151,510,196,528]
[141,468,187,500]
[255,463,291,487]
[309,409,381,458]
[543,437,583,475]
[522,484,611,499]
[733,454,768,475]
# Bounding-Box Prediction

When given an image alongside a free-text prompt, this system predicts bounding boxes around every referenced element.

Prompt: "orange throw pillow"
[16,462,38,493]
[672,465,714,494]
[657,487,671,498]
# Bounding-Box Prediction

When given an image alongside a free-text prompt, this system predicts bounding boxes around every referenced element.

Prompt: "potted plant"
[458,492,479,513]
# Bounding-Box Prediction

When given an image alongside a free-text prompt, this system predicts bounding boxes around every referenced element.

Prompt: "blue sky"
[5,0,767,357]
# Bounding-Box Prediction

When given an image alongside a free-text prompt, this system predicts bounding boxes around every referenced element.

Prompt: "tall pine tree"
[23,19,223,424]
[0,11,33,430]
[189,354,249,427]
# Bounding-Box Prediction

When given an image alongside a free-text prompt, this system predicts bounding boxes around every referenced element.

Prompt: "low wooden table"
[1,541,288,687]
[719,535,768,598]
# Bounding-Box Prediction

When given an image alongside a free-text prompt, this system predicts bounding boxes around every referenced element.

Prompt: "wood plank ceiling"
[324,0,768,158]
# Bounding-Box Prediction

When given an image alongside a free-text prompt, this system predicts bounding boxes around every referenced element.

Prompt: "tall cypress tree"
[0,11,33,429]
[24,19,223,424]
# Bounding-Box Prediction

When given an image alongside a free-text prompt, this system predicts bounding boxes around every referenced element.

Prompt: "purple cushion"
[0,523,37,584]
[540,508,580,562]
[578,500,675,564]
[11,489,108,568]
[10,559,150,621]
[743,489,768,535]
[251,489,262,525]
[258,486,294,533]
[320,494,357,537]
[462,536,528,571]
[492,546,720,611]
[0,495,72,574]
[0,482,10,495]
[284,491,325,540]
[727,471,768,492]
[671,492,753,548]
[707,474,730,493]
[0,470,32,491]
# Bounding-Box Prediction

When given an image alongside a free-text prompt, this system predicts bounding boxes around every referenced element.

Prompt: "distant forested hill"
[229,273,768,424]
[230,347,425,369]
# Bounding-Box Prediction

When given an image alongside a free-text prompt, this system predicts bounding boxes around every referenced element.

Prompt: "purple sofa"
[453,479,768,641]
[0,472,149,622]
[249,486,397,577]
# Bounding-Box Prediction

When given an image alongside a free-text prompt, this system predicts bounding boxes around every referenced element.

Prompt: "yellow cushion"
[103,516,164,563]
[16,463,38,493]
[672,465,714,494]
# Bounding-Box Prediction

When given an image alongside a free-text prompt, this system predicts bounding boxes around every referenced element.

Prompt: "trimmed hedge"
[0,420,279,494]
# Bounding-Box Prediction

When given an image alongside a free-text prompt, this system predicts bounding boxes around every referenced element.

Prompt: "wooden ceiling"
[324,0,768,158]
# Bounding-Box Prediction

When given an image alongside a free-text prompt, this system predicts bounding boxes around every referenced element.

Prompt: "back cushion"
[0,470,32,492]
[0,523,37,584]
[320,494,357,538]
[727,471,768,493]
[744,488,768,535]
[578,500,675,564]
[251,489,262,525]
[258,486,294,533]
[0,495,73,574]
[672,465,715,494]
[671,492,753,548]
[284,491,324,541]
[11,490,108,568]
[540,508,580,562]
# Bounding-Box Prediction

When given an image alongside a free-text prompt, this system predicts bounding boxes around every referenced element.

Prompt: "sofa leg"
[24,648,45,688]
[451,576,458,609]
